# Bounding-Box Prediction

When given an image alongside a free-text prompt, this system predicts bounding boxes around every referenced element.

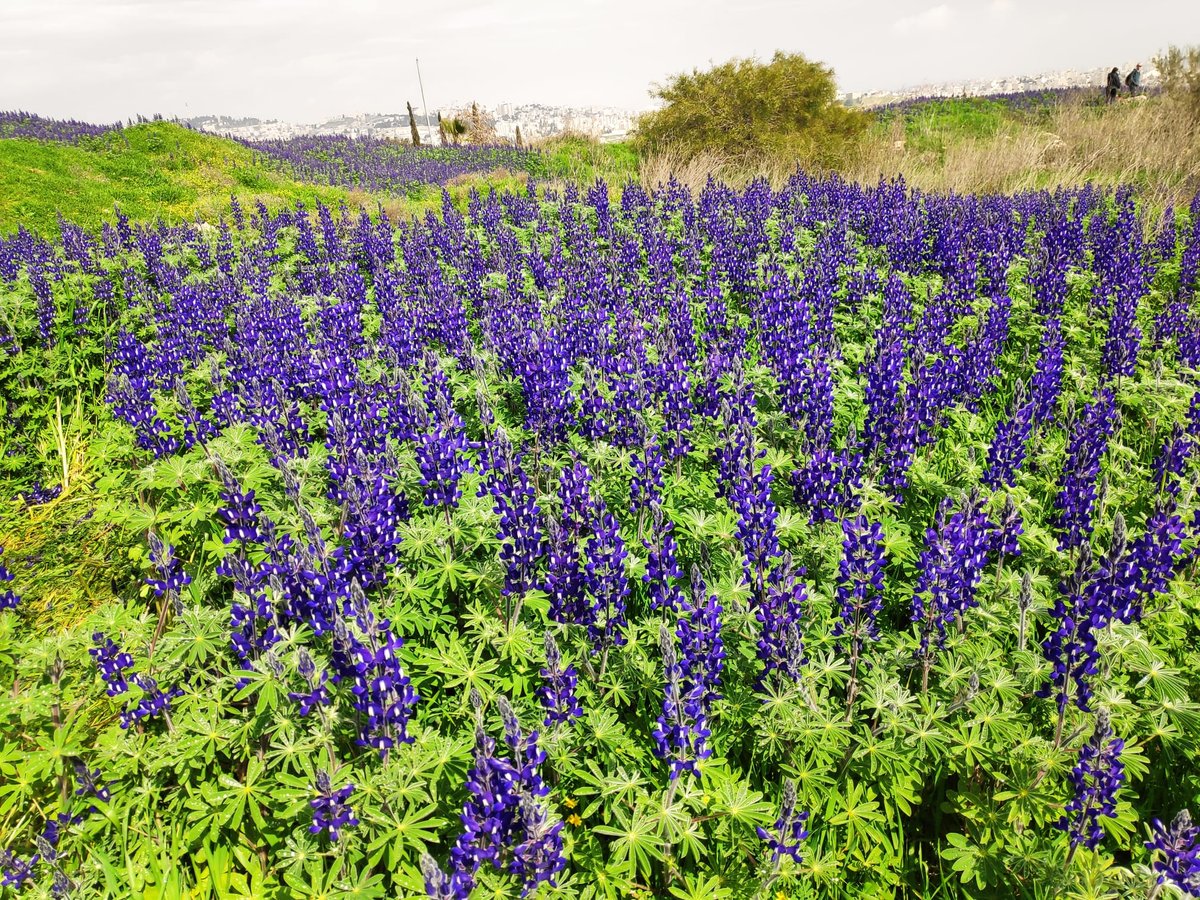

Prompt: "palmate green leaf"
[669,873,733,900]
[574,759,649,822]
[941,832,988,890]
[593,804,663,880]
[211,755,270,833]
[414,630,500,705]
[708,779,774,832]
[364,801,446,870]
[824,779,886,850]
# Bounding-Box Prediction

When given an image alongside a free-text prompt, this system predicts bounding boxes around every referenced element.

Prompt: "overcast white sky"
[2,0,1196,122]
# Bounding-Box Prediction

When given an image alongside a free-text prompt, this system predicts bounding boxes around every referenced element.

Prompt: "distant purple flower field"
[242,135,539,194]
[0,110,125,143]
[1,110,538,194]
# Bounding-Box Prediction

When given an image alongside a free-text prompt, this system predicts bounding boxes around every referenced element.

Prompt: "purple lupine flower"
[994,494,1025,559]
[1054,388,1116,551]
[89,633,134,696]
[145,530,190,605]
[654,568,724,778]
[984,396,1034,490]
[1102,289,1142,381]
[835,515,887,714]
[0,546,18,610]
[833,516,887,656]
[1058,710,1124,856]
[911,493,996,667]
[216,484,264,545]
[335,583,419,756]
[755,554,807,691]
[643,509,684,612]
[790,445,862,525]
[19,480,61,506]
[1083,513,1139,625]
[629,432,665,528]
[119,674,181,729]
[1146,809,1200,897]
[289,648,333,716]
[756,779,809,865]
[1152,423,1192,498]
[421,852,472,900]
[509,792,568,896]
[581,493,629,652]
[484,437,546,603]
[733,461,782,606]
[0,852,37,889]
[1029,318,1065,425]
[1038,545,1102,724]
[73,763,111,805]
[1128,500,1186,614]
[416,370,470,511]
[538,631,581,727]
[310,770,358,842]
[447,694,564,896]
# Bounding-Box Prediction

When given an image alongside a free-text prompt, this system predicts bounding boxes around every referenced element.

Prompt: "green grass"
[873,98,1012,155]
[0,122,362,235]
[534,134,640,185]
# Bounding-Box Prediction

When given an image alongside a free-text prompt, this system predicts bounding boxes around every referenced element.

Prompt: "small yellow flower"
[775,892,788,900]
[563,796,577,810]
[567,813,582,827]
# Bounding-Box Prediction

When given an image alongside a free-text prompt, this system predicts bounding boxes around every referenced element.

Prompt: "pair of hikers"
[1106,64,1142,102]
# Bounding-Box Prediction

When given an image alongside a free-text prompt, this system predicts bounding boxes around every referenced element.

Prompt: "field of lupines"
[1,170,1200,900]
[242,136,540,195]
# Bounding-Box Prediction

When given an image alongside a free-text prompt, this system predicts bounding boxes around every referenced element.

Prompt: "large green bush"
[633,52,869,167]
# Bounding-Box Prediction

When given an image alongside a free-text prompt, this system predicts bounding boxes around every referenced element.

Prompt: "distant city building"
[191,103,639,144]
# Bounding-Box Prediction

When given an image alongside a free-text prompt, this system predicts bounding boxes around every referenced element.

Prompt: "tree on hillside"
[1155,45,1200,123]
[406,101,421,146]
[634,51,868,166]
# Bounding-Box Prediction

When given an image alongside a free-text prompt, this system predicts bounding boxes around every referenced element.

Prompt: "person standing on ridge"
[1125,63,1142,97]
[1106,67,1122,103]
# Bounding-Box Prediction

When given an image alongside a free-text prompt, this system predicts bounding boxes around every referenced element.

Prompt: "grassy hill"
[0,122,364,234]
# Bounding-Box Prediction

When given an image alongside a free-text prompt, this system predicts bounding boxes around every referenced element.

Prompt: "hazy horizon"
[2,0,1195,124]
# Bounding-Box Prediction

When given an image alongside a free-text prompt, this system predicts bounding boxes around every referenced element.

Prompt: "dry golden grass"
[640,96,1199,204]
[845,96,1200,204]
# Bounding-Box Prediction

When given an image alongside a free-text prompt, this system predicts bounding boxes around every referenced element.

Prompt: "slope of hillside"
[0,122,361,234]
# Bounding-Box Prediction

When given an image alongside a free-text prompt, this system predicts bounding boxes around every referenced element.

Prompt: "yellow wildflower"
[567,813,582,827]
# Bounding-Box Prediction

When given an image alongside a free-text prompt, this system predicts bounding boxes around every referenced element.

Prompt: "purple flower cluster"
[428,695,564,898]
[1054,389,1116,551]
[756,779,809,865]
[911,493,996,660]
[89,633,135,697]
[1057,711,1124,853]
[538,631,581,727]
[310,770,358,842]
[1147,809,1200,897]
[19,480,61,506]
[833,516,888,656]
[654,568,724,778]
[0,546,19,610]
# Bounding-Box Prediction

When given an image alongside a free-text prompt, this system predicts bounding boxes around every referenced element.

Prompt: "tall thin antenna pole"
[415,58,435,145]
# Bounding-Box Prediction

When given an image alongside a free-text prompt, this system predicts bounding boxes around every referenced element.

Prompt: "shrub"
[1155,44,1200,122]
[633,51,869,167]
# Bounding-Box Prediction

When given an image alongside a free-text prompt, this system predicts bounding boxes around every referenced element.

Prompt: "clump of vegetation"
[634,51,868,168]
[1156,44,1200,122]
